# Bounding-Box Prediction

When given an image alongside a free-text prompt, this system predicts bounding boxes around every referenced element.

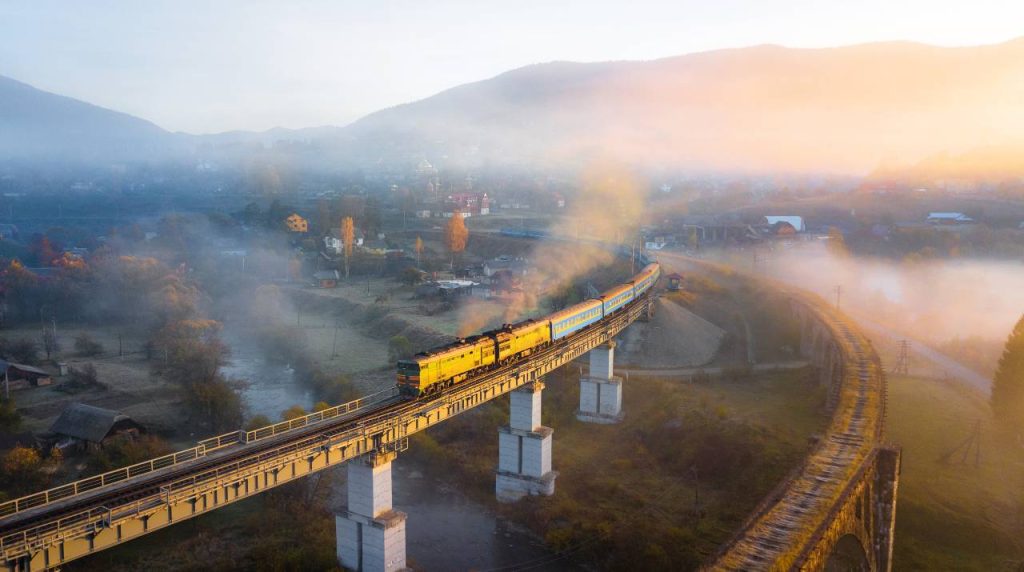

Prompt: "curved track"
[667,255,888,570]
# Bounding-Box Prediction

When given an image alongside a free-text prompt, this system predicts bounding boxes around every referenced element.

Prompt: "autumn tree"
[2,446,44,494]
[414,236,424,266]
[444,212,469,269]
[0,398,22,433]
[992,314,1024,434]
[341,216,355,278]
[153,319,226,381]
[245,414,272,431]
[282,405,306,421]
[185,378,243,432]
[86,435,172,475]
[29,235,58,266]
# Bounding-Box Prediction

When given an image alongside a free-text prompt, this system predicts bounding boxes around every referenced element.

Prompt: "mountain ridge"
[4,37,1024,172]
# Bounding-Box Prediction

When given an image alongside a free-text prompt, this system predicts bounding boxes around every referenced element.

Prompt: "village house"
[764,215,806,234]
[47,403,146,451]
[483,256,530,278]
[324,229,364,254]
[927,212,975,225]
[0,360,53,391]
[285,213,309,233]
[313,270,340,288]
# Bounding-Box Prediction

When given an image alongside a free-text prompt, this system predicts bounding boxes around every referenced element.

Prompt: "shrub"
[388,335,414,362]
[0,337,40,364]
[281,405,306,421]
[245,414,272,431]
[74,333,104,357]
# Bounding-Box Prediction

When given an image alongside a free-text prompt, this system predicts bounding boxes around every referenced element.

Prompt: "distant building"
[313,270,340,289]
[48,403,145,451]
[764,216,806,233]
[483,256,529,277]
[927,212,974,225]
[435,279,478,299]
[324,231,363,255]
[285,213,309,233]
[0,360,53,390]
[667,273,683,292]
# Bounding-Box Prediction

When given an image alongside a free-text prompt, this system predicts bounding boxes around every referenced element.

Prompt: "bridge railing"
[0,440,224,520]
[0,387,398,521]
[242,387,398,443]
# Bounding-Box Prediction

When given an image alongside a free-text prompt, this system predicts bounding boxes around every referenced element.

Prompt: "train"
[397,262,660,397]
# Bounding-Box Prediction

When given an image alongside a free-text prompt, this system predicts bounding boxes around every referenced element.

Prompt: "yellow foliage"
[4,446,41,475]
[282,405,306,421]
[444,213,468,254]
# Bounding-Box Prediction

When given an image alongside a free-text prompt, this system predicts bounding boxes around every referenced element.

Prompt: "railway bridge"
[672,257,901,572]
[0,273,653,571]
[0,254,897,571]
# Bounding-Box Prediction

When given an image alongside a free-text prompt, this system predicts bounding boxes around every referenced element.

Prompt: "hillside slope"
[343,39,1024,173]
[0,74,182,162]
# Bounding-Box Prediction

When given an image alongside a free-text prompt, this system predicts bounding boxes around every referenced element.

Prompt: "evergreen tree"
[992,314,1024,432]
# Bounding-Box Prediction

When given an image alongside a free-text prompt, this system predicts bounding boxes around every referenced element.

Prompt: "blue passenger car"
[632,263,660,297]
[600,283,635,315]
[548,299,604,340]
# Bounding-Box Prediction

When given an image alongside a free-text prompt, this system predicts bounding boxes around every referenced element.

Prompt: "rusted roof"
[49,403,138,443]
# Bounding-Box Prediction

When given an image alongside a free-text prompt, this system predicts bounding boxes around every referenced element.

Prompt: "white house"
[927,212,974,225]
[324,234,364,254]
[764,215,806,233]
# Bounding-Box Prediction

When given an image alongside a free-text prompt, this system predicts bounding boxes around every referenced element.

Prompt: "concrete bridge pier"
[337,451,407,572]
[496,380,557,502]
[577,341,623,423]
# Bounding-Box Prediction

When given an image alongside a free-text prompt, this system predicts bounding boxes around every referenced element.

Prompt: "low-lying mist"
[749,243,1024,354]
[455,164,646,336]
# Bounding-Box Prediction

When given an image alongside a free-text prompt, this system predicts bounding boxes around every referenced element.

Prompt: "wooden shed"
[48,403,146,451]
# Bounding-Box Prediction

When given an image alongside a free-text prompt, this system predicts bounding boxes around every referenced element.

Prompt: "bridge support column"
[496,381,557,502]
[337,452,407,572]
[577,341,623,423]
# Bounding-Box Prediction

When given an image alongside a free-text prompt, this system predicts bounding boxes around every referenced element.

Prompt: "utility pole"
[331,324,340,358]
[834,285,842,311]
[690,465,700,517]
[892,340,910,375]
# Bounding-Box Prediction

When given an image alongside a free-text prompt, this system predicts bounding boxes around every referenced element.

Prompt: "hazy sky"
[1,0,1020,134]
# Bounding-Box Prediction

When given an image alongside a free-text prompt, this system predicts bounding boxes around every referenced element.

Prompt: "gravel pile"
[616,298,726,368]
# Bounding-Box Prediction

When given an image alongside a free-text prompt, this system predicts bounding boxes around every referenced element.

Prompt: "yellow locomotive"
[397,262,660,397]
[397,320,553,396]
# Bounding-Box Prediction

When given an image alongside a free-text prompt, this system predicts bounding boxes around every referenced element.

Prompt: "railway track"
[670,254,888,570]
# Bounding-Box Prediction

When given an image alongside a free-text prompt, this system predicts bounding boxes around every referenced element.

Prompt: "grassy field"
[0,324,185,437]
[888,375,1024,570]
[407,364,825,569]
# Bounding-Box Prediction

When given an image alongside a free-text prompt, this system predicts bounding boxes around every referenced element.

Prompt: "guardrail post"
[336,451,406,572]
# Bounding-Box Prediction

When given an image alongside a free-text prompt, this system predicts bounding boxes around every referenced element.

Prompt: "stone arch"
[824,533,870,572]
